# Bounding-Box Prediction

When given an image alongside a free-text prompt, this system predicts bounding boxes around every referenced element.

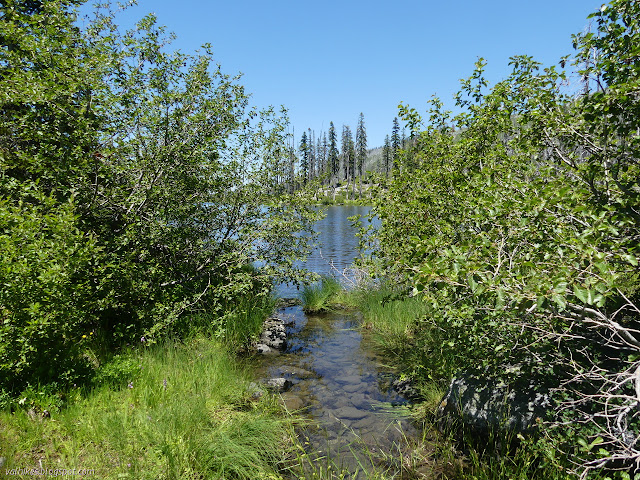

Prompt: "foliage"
[365,0,640,476]
[0,1,320,393]
[0,192,99,388]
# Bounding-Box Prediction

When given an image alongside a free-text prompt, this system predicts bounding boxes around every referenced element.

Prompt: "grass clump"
[0,337,293,479]
[301,276,344,313]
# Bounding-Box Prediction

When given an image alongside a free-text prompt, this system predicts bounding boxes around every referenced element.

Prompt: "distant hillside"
[364,145,383,174]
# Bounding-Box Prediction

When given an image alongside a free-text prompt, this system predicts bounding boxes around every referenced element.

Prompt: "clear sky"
[84,0,602,148]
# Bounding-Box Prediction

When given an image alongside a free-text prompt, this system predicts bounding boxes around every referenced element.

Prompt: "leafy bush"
[93,355,143,389]
[366,0,640,475]
[0,1,319,394]
[0,194,98,392]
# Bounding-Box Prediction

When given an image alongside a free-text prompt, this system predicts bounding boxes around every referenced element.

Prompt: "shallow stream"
[252,206,419,478]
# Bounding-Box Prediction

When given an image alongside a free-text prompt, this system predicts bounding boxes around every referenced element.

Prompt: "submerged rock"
[276,365,316,379]
[392,377,420,400]
[263,377,292,393]
[279,392,306,411]
[334,406,368,421]
[276,297,302,308]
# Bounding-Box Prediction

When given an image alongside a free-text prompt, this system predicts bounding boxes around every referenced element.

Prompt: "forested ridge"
[281,115,409,203]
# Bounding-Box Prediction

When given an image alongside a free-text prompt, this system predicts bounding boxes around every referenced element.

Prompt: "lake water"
[277,205,378,298]
[253,206,418,478]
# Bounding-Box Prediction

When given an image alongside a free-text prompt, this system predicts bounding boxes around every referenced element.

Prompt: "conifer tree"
[341,125,354,198]
[307,128,315,181]
[317,134,324,180]
[299,131,309,185]
[355,113,367,198]
[328,122,339,198]
[383,134,391,177]
[391,117,401,170]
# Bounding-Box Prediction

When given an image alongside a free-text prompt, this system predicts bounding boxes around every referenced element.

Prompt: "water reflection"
[254,307,416,478]
[277,205,377,298]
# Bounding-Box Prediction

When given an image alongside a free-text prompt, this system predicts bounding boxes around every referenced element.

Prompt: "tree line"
[275,114,409,200]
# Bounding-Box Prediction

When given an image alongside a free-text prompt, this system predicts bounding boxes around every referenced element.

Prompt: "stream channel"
[251,206,420,478]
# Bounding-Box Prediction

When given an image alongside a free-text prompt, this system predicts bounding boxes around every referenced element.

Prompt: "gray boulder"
[436,373,552,436]
[255,343,274,354]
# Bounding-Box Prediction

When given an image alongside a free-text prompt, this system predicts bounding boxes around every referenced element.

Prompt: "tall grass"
[0,337,292,479]
[301,276,343,313]
[350,285,429,337]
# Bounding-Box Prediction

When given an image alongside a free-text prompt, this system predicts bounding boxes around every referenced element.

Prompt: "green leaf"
[573,285,588,304]
[551,294,567,309]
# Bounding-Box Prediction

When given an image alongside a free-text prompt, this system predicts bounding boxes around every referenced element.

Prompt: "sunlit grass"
[301,276,343,313]
[350,284,429,337]
[0,337,292,479]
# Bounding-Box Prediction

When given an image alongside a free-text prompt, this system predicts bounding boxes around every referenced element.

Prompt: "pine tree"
[328,122,339,199]
[391,117,400,170]
[308,128,315,182]
[341,125,354,198]
[355,113,367,198]
[383,134,391,177]
[299,131,309,185]
[320,132,328,181]
[288,145,296,194]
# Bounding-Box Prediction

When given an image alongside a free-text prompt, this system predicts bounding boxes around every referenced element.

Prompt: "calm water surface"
[277,205,377,298]
[254,206,417,478]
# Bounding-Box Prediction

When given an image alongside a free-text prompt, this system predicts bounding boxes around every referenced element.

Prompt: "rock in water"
[263,377,292,393]
[255,343,273,354]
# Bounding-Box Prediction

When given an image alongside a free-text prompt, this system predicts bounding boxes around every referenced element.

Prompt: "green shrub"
[93,354,143,389]
[0,195,99,392]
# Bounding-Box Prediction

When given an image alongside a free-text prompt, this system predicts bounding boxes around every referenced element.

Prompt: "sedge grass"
[301,276,343,313]
[0,336,292,479]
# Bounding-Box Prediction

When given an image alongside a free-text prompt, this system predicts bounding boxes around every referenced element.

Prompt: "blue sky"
[85,0,602,148]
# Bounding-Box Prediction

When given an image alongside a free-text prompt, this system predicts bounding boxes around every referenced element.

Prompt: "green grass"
[0,337,293,480]
[350,285,429,337]
[300,276,344,313]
